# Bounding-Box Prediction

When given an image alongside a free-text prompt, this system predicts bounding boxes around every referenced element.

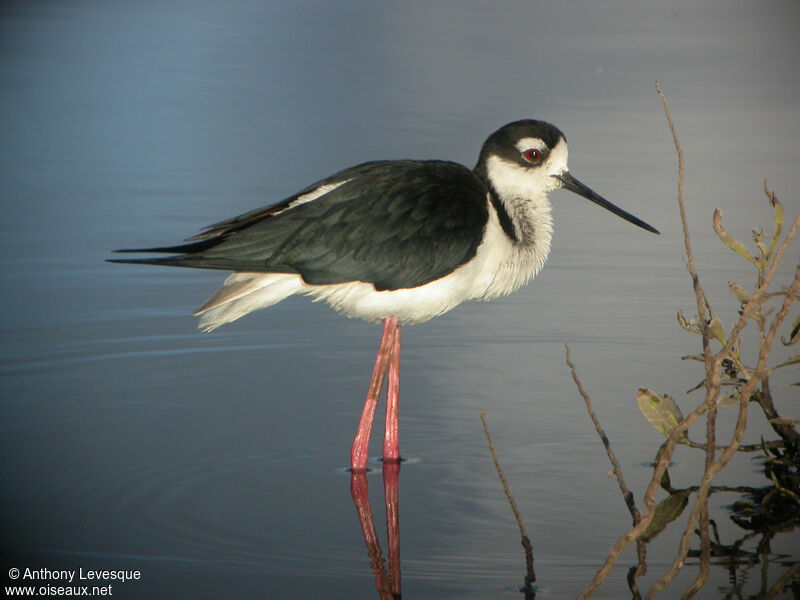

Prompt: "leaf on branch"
[782,314,800,347]
[713,208,758,266]
[728,281,750,305]
[636,389,688,442]
[639,490,691,543]
[707,316,726,345]
[677,310,703,335]
[755,237,769,266]
[764,179,779,208]
[765,179,784,261]
[718,391,743,407]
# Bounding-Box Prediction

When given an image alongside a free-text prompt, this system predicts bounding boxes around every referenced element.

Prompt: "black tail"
[107,255,199,268]
[107,237,242,270]
[107,253,282,273]
[111,237,220,255]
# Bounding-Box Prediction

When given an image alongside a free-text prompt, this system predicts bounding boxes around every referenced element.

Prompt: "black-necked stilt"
[111,119,659,471]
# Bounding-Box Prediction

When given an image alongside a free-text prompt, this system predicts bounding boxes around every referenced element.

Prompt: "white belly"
[196,199,552,330]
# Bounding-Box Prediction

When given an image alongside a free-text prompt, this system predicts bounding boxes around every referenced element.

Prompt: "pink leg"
[382,322,402,462]
[351,316,399,471]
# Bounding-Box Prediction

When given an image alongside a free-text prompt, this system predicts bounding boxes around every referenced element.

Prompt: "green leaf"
[718,392,742,407]
[707,317,726,345]
[636,389,688,442]
[766,183,784,261]
[640,491,690,543]
[755,239,769,264]
[728,281,750,305]
[713,208,757,266]
[677,310,703,335]
[782,314,800,347]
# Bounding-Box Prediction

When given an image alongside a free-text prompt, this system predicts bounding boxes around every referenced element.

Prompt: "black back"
[112,160,491,291]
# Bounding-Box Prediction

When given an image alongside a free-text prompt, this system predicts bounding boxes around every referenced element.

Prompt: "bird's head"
[475,119,659,234]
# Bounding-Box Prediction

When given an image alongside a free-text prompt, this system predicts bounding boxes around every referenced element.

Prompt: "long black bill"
[553,172,659,234]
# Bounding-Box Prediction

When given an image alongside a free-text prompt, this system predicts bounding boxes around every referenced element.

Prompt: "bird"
[110,119,659,471]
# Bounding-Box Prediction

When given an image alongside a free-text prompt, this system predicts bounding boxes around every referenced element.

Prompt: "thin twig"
[480,409,536,591]
[685,439,787,452]
[655,81,692,282]
[765,560,800,600]
[481,409,529,539]
[684,504,711,598]
[565,344,641,525]
[647,80,718,597]
[656,83,717,598]
[655,81,714,370]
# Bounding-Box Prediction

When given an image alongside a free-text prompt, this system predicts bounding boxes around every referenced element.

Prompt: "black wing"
[111,160,490,291]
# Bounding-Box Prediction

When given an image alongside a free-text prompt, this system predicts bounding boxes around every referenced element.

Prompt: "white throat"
[484,159,552,251]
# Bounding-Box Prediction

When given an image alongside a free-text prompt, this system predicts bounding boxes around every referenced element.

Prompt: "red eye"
[522,148,542,163]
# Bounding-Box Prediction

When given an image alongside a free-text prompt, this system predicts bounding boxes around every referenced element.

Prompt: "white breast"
[313,195,552,323]
[195,192,553,329]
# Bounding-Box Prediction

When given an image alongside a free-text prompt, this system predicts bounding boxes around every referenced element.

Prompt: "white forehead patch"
[547,137,569,175]
[514,137,547,153]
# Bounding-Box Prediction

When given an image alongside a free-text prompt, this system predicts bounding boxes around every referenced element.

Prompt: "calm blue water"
[2,2,799,598]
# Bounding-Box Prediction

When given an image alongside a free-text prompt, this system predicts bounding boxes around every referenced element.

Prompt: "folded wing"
[110,160,490,292]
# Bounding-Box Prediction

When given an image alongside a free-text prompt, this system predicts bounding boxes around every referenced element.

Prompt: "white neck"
[484,154,554,256]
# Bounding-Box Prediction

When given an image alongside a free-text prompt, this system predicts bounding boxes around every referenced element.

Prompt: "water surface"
[2,2,799,598]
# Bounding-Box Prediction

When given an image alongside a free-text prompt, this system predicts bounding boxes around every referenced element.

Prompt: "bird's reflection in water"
[350,461,402,600]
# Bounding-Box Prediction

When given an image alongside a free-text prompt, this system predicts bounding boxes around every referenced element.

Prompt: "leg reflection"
[350,462,402,599]
[382,460,401,599]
